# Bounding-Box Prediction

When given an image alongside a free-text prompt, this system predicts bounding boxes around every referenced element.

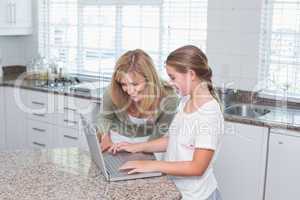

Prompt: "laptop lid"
[80,114,162,182]
[80,114,109,180]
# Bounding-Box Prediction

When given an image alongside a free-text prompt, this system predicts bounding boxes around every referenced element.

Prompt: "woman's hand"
[119,160,159,174]
[100,133,113,152]
[108,142,144,154]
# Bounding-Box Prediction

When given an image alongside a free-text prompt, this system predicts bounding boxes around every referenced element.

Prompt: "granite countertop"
[0,75,105,102]
[224,106,300,131]
[1,74,300,131]
[0,148,181,200]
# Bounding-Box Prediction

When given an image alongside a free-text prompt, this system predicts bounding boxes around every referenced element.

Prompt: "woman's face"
[119,72,146,102]
[166,65,192,96]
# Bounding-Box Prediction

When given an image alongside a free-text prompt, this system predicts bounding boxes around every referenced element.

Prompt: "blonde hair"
[110,49,166,116]
[166,45,222,109]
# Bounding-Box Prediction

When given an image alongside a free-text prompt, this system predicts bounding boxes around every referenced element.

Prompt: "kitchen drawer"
[27,112,53,123]
[56,95,96,116]
[27,120,52,149]
[25,90,55,123]
[55,111,80,129]
[59,127,80,147]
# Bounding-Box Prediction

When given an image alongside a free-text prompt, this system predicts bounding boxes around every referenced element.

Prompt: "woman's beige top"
[96,83,180,140]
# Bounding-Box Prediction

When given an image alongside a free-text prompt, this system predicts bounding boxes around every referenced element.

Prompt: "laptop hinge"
[106,170,111,182]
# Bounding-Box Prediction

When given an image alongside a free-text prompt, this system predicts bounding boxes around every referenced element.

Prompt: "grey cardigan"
[96,84,180,140]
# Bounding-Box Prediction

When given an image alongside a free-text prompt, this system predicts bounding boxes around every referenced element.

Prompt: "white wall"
[0,36,28,65]
[207,0,263,91]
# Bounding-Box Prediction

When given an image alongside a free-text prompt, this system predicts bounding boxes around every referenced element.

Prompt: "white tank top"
[128,114,148,125]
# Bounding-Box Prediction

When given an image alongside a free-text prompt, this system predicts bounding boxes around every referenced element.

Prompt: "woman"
[96,49,179,153]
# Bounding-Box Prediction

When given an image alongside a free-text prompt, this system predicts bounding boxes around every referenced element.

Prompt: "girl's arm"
[120,148,214,176]
[109,136,169,154]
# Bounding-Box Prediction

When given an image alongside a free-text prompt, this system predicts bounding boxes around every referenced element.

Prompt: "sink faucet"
[219,83,237,108]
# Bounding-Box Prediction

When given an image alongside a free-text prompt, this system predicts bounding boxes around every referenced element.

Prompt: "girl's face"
[166,65,193,96]
[119,72,146,102]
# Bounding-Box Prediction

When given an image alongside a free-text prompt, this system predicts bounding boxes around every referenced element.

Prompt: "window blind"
[38,0,208,78]
[259,0,300,98]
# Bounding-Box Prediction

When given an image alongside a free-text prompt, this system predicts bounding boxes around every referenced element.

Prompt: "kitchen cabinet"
[24,91,97,150]
[54,94,97,150]
[4,87,28,150]
[0,0,32,35]
[3,87,99,151]
[215,122,269,200]
[0,87,5,150]
[265,129,300,200]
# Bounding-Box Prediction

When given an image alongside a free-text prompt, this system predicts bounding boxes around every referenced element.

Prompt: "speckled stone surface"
[1,75,300,132]
[0,148,181,200]
[0,75,103,102]
[224,104,300,132]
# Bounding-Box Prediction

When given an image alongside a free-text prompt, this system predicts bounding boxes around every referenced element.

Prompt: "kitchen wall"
[207,0,263,91]
[0,0,263,91]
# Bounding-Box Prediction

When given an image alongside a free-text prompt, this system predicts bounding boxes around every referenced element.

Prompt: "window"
[39,0,208,78]
[259,0,300,98]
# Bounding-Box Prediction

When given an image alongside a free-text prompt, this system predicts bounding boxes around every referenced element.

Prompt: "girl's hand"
[119,160,158,174]
[108,142,143,154]
[100,133,113,152]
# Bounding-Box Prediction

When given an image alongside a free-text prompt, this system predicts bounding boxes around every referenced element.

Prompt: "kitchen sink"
[225,104,271,118]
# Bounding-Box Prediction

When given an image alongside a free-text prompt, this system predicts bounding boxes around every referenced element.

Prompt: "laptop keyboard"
[104,153,130,176]
[103,152,156,177]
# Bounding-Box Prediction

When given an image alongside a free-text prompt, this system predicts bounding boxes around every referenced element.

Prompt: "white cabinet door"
[0,0,10,28]
[14,0,32,28]
[265,129,300,200]
[0,87,6,150]
[0,0,32,35]
[4,87,28,150]
[215,122,269,200]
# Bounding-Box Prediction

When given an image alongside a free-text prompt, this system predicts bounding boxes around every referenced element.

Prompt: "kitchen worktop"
[225,108,300,132]
[0,74,106,102]
[1,74,300,131]
[0,148,181,200]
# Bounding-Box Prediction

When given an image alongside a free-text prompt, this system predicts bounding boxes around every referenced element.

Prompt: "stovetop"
[37,77,81,90]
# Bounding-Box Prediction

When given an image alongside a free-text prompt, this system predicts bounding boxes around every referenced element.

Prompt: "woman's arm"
[109,136,169,154]
[96,88,116,151]
[120,148,214,176]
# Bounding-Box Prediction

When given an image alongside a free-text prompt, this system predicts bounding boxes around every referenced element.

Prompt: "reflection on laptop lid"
[80,114,162,182]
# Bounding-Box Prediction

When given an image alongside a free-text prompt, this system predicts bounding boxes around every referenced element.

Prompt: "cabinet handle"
[32,127,46,132]
[64,119,78,124]
[278,141,284,145]
[7,2,12,23]
[64,107,77,112]
[33,113,45,117]
[12,3,16,24]
[32,101,45,106]
[32,142,46,147]
[64,135,78,140]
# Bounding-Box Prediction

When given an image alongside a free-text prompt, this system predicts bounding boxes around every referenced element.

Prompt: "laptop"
[80,114,162,182]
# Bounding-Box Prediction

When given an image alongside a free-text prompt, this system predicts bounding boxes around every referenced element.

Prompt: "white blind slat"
[39,0,208,77]
[259,0,300,97]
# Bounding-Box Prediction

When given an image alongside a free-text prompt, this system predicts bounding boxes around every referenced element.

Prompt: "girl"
[112,45,224,200]
[96,49,179,154]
